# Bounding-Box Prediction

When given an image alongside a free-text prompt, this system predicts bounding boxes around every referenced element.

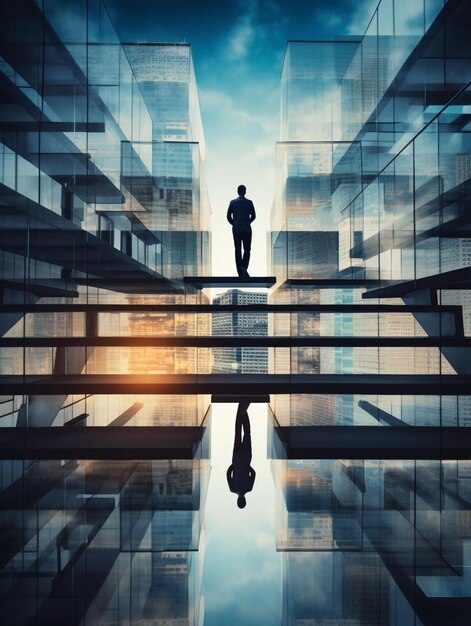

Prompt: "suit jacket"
[226,464,256,495]
[227,196,256,229]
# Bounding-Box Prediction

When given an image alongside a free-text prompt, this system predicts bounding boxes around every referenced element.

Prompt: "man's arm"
[226,201,234,225]
[249,201,256,223]
[226,465,234,489]
[248,467,256,490]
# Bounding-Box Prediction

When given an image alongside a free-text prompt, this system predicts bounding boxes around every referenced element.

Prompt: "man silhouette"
[227,401,256,508]
[226,185,256,277]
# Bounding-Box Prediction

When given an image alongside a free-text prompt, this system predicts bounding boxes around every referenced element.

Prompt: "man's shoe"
[240,267,249,278]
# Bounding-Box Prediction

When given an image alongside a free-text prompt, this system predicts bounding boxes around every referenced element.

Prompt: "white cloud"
[313,0,380,37]
[226,13,257,60]
[200,88,254,124]
[316,8,344,31]
[254,529,275,548]
[253,141,275,160]
[223,0,283,62]
[199,87,278,135]
[205,557,280,611]
[347,0,381,35]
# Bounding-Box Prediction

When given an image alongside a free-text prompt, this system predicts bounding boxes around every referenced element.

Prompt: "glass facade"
[268,1,471,624]
[0,0,211,623]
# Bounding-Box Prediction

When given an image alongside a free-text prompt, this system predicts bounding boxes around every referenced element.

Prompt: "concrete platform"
[184,276,276,288]
[0,426,206,460]
[272,425,471,460]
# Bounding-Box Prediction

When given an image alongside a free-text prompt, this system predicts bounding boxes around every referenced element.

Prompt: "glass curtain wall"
[0,1,211,623]
[269,1,471,623]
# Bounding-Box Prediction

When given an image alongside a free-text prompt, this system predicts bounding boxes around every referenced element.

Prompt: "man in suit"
[226,184,256,277]
[226,401,256,509]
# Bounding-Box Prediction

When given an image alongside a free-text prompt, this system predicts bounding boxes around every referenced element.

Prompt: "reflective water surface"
[1,399,471,625]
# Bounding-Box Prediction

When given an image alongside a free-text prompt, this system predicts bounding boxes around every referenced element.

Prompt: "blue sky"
[106,0,378,275]
[202,404,280,626]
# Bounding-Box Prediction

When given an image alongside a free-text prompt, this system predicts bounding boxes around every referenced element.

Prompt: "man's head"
[237,184,246,196]
[237,494,247,509]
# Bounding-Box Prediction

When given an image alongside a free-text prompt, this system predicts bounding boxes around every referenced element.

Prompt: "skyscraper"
[212,289,268,373]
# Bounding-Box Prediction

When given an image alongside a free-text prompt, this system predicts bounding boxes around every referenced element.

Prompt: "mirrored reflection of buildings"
[212,289,268,374]
[270,444,471,626]
[0,413,211,625]
[269,0,471,624]
[0,0,211,623]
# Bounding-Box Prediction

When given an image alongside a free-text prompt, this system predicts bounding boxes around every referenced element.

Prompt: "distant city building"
[212,289,268,373]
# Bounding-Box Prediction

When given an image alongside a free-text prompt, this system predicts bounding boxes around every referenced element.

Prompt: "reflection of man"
[227,401,256,509]
[226,185,256,277]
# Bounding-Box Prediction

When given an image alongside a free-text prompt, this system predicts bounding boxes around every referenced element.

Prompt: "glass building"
[212,289,268,374]
[269,0,471,624]
[0,0,211,623]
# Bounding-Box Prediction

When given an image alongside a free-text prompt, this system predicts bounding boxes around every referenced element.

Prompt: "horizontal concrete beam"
[0,303,462,314]
[0,336,467,347]
[1,373,470,395]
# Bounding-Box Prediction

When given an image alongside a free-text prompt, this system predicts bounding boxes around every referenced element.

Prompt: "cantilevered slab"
[0,426,205,460]
[73,277,182,294]
[211,394,270,403]
[1,374,470,395]
[0,226,179,294]
[277,278,393,289]
[362,266,471,299]
[2,336,468,347]
[0,279,79,299]
[184,276,276,288]
[273,426,471,460]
